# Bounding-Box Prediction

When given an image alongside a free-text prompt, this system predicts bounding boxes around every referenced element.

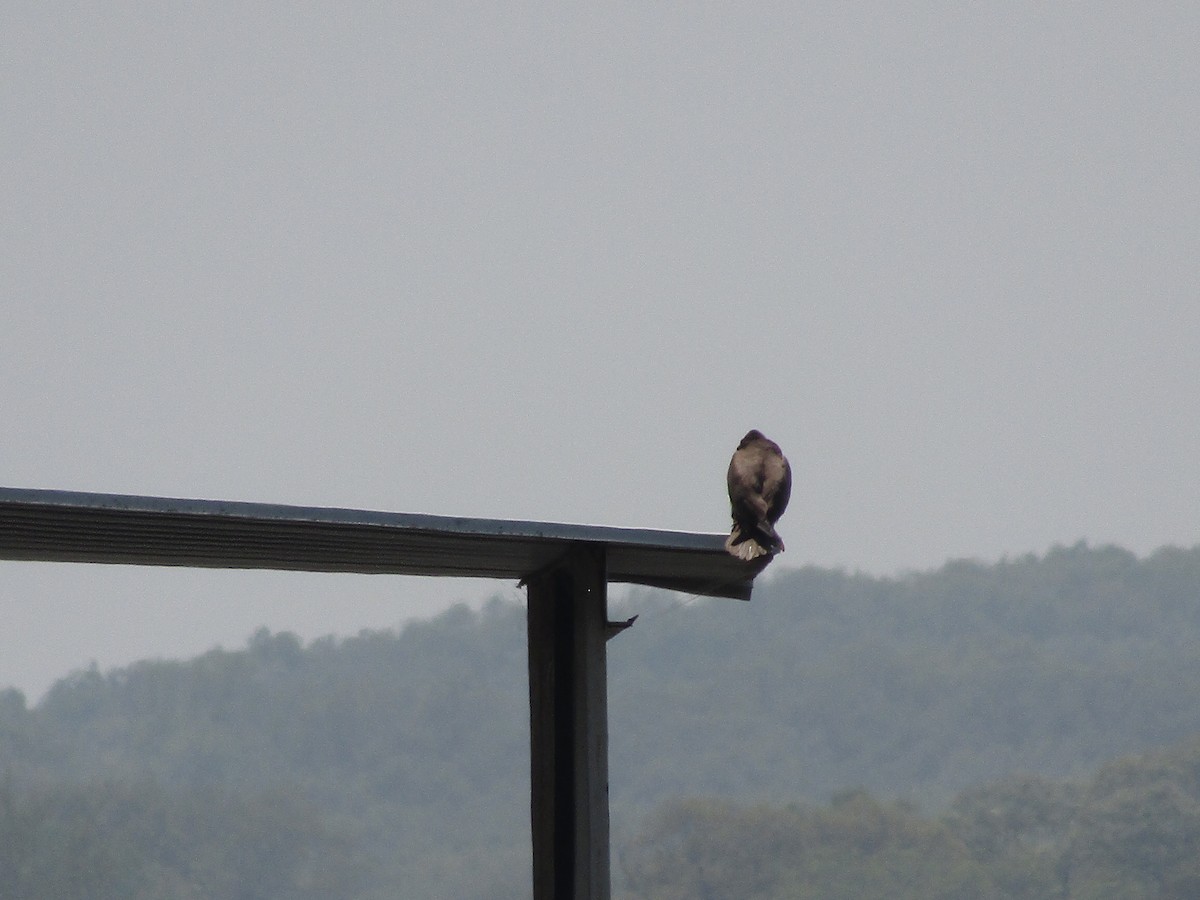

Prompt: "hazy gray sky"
[3,3,1198,700]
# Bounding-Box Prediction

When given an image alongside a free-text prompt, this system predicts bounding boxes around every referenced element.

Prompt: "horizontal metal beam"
[0,487,766,600]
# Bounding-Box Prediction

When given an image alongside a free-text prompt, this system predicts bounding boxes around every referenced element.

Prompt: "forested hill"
[610,541,1200,809]
[2,541,1200,897]
[620,735,1200,899]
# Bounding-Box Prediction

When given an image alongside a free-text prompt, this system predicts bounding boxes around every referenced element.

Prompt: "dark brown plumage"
[725,429,791,561]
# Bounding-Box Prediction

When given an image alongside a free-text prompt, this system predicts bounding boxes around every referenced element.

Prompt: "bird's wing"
[764,454,791,522]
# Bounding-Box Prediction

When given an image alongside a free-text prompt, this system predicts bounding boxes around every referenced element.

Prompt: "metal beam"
[0,487,764,600]
[526,545,610,900]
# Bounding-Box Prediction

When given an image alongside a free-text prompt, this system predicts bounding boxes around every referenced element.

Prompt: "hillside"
[622,735,1200,899]
[1,541,1199,896]
[611,541,1200,811]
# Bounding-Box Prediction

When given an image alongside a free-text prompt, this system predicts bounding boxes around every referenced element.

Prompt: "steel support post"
[526,545,610,900]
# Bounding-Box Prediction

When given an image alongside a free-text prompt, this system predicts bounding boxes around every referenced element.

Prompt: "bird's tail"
[725,525,784,561]
[756,518,781,544]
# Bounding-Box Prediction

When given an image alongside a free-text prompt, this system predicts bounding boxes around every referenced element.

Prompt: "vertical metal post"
[526,545,610,900]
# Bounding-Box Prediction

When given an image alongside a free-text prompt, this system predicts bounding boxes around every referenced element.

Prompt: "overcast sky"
[3,3,1198,701]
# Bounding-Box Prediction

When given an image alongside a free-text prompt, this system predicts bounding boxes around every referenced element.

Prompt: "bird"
[725,429,791,561]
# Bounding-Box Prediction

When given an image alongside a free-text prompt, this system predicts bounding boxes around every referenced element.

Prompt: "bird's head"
[739,429,766,447]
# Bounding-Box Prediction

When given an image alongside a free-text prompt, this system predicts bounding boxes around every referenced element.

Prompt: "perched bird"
[725,430,791,561]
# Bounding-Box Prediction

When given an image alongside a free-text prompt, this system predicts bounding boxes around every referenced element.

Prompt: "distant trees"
[609,542,1200,811]
[1060,738,1200,899]
[620,737,1200,899]
[620,791,995,900]
[0,779,357,900]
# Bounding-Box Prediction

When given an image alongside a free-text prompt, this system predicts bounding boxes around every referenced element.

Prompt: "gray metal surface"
[0,487,765,599]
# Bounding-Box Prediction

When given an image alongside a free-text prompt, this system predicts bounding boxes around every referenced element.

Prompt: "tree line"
[621,735,1200,899]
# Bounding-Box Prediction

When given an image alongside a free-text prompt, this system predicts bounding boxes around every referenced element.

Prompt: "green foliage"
[1061,737,1200,898]
[0,779,356,900]
[621,737,1200,899]
[609,542,1200,811]
[620,792,996,900]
